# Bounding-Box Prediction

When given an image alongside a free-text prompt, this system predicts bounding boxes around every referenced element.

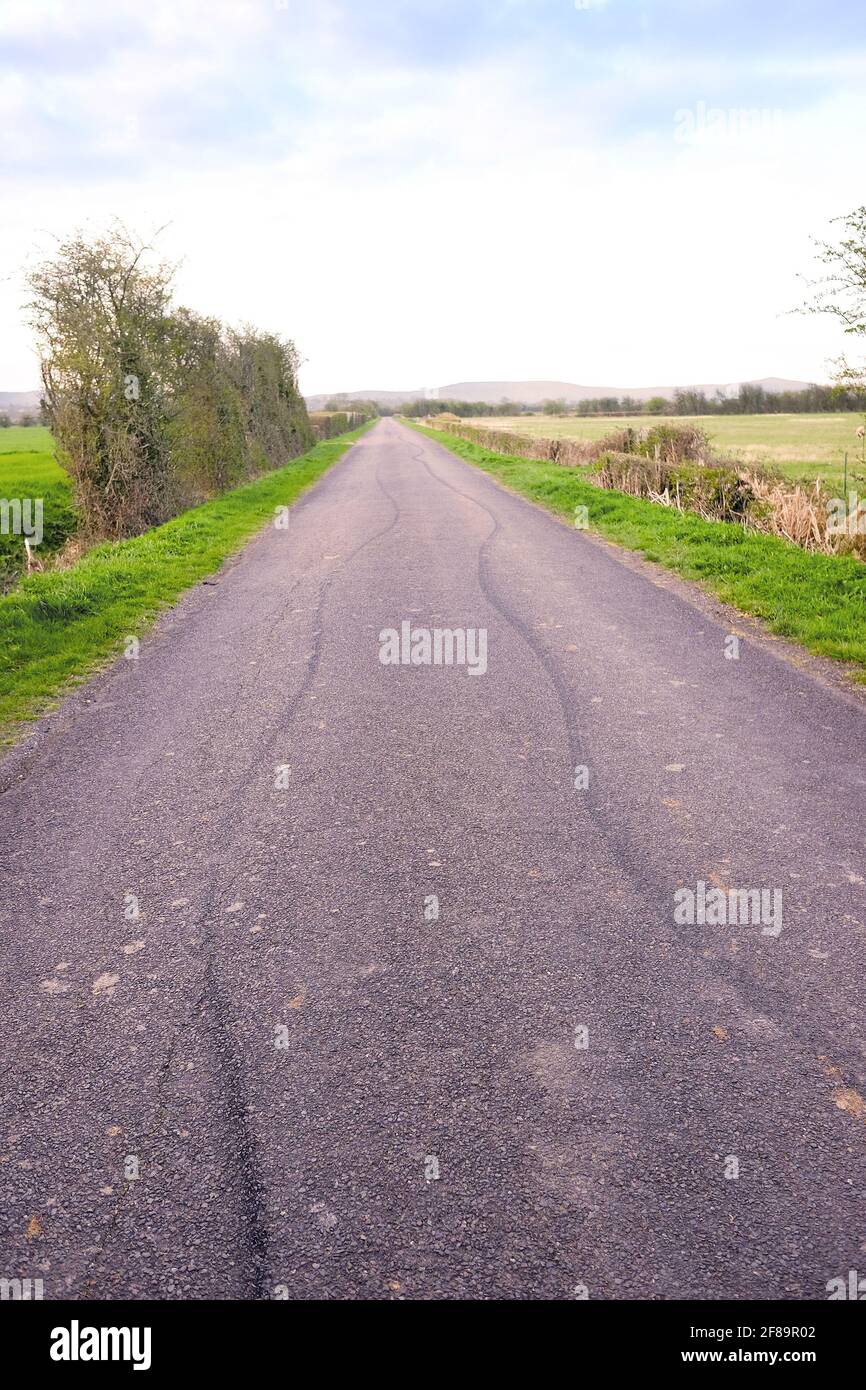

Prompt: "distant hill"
[0,390,41,420]
[305,378,816,410]
[306,388,426,410]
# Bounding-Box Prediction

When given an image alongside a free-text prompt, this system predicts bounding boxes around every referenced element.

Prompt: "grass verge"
[412,422,866,679]
[0,423,371,741]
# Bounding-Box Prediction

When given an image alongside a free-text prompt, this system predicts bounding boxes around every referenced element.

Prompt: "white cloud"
[0,0,863,393]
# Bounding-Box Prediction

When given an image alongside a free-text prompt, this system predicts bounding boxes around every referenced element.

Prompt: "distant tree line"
[321,382,866,421]
[569,383,866,416]
[395,398,530,418]
[322,397,530,418]
[25,225,314,538]
[0,411,42,427]
[322,397,393,417]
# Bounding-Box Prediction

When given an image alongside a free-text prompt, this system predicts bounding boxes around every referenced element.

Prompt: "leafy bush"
[26,226,313,540]
[592,452,757,520]
[633,422,711,463]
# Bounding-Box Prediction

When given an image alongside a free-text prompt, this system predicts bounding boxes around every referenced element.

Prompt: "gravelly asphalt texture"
[1,417,865,1301]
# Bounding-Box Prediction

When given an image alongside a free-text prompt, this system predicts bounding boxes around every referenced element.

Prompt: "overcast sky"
[2,0,865,395]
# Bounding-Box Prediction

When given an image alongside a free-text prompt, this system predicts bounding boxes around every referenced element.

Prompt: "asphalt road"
[2,417,865,1300]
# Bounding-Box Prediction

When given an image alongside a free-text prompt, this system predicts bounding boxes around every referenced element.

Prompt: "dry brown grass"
[420,418,866,561]
[746,474,866,558]
[420,418,600,466]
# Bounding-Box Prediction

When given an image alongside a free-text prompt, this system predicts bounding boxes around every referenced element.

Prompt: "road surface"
[2,417,865,1299]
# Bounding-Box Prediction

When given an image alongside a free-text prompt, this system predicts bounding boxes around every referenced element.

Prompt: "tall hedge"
[26,226,313,538]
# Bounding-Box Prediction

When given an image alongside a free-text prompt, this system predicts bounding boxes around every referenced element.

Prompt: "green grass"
[464,413,866,490]
[413,423,866,678]
[0,426,75,586]
[0,424,55,453]
[0,423,371,740]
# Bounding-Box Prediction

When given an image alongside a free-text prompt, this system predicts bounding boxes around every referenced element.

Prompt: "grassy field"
[0,424,54,453]
[413,422,866,678]
[464,413,866,489]
[0,426,76,587]
[0,422,371,741]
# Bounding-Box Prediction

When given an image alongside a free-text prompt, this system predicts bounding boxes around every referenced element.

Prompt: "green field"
[0,426,75,588]
[413,422,866,679]
[0,422,371,740]
[465,413,866,489]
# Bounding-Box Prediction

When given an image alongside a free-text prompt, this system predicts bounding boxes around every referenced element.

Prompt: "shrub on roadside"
[632,422,711,463]
[592,452,757,521]
[25,225,313,541]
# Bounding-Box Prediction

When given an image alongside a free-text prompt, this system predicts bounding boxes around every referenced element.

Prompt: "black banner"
[3,1298,858,1375]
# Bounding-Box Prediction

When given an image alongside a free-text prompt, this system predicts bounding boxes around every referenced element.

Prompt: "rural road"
[1,416,865,1301]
